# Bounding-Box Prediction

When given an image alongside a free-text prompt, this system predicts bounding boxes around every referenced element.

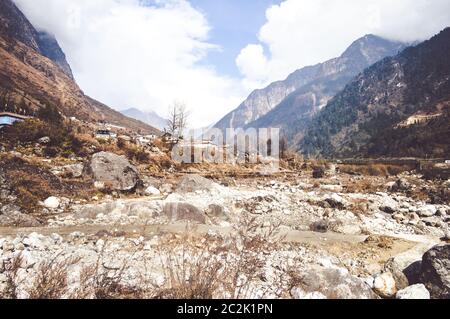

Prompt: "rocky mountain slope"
[247,36,408,143]
[0,0,159,134]
[121,107,167,131]
[300,28,450,158]
[214,35,406,132]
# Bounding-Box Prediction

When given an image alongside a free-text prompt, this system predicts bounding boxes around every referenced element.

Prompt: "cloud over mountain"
[237,0,450,88]
[13,0,245,128]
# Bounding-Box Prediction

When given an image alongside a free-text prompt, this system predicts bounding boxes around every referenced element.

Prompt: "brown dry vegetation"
[0,154,94,214]
[339,164,414,177]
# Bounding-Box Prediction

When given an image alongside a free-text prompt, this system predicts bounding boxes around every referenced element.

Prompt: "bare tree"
[166,101,189,141]
[166,103,179,137]
[177,103,189,140]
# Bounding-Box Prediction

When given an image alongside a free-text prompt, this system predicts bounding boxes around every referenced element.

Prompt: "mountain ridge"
[0,0,159,135]
[213,34,407,133]
[299,28,450,158]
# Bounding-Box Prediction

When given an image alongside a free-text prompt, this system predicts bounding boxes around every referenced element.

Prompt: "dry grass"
[343,177,384,194]
[0,154,94,215]
[28,254,81,299]
[339,164,413,177]
[0,253,23,299]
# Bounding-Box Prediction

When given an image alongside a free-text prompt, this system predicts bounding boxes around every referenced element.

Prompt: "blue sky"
[190,0,281,78]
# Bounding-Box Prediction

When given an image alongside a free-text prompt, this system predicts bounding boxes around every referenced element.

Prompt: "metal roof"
[0,112,32,120]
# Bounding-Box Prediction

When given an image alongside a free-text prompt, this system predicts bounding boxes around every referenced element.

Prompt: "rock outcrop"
[176,174,221,194]
[162,202,206,224]
[291,265,377,299]
[419,245,450,299]
[83,152,141,192]
[396,284,430,299]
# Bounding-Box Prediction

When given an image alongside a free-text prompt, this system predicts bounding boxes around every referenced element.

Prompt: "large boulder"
[62,163,84,178]
[0,204,41,227]
[176,174,221,193]
[419,245,450,299]
[396,284,430,299]
[373,272,397,298]
[84,152,141,191]
[162,202,206,224]
[417,205,437,217]
[292,266,377,299]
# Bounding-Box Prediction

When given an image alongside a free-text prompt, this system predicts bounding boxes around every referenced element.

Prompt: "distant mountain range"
[0,0,159,134]
[213,28,449,158]
[300,28,450,158]
[121,108,167,131]
[214,35,407,136]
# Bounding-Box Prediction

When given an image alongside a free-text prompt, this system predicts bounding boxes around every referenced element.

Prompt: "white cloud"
[13,0,245,128]
[237,0,450,87]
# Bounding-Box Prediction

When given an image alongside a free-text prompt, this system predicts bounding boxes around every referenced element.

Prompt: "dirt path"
[0,222,437,246]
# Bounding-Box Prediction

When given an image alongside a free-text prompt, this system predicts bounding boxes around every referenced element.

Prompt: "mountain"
[121,108,167,131]
[246,35,408,144]
[0,0,159,134]
[213,35,407,132]
[36,31,74,79]
[300,28,450,158]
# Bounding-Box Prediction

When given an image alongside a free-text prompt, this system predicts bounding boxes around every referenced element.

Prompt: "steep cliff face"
[213,35,406,132]
[0,0,159,134]
[0,0,73,78]
[36,31,74,80]
[300,28,450,158]
[0,0,39,50]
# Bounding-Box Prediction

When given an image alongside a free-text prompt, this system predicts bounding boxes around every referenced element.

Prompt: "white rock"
[417,205,437,217]
[373,272,397,298]
[44,196,61,209]
[291,287,327,299]
[0,273,7,283]
[145,186,161,196]
[364,276,375,289]
[38,136,51,144]
[318,258,334,268]
[396,284,430,299]
[22,233,45,250]
[51,233,63,244]
[2,241,14,252]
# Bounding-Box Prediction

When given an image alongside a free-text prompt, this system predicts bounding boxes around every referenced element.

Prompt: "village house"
[0,112,32,128]
[95,129,117,140]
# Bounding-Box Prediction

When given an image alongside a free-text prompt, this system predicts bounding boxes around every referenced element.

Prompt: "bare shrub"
[0,254,23,299]
[154,234,225,299]
[28,254,81,299]
[153,216,287,299]
[72,241,146,299]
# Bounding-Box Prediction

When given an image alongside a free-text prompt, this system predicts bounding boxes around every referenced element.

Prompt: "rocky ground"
[0,151,449,299]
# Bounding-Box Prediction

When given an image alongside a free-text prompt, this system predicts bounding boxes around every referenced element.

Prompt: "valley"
[0,0,449,301]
